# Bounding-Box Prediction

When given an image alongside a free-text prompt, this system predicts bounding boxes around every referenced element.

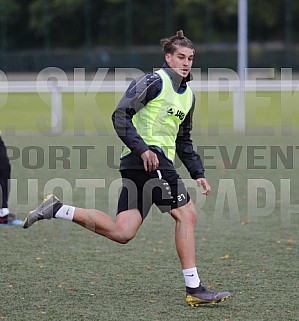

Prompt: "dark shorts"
[117,169,190,220]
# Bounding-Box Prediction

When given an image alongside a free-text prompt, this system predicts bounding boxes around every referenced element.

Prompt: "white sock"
[0,208,9,217]
[182,267,200,288]
[55,205,75,221]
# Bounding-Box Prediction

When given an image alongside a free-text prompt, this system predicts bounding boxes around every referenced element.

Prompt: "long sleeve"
[175,95,205,179]
[112,72,162,155]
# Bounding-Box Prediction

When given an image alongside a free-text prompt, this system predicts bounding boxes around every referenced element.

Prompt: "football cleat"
[186,283,231,307]
[23,194,62,229]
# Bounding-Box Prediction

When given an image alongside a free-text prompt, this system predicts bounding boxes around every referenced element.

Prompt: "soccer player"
[23,30,231,306]
[0,135,16,224]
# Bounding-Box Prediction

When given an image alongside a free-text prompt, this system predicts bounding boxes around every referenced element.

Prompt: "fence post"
[236,0,248,133]
[50,80,63,135]
[233,84,246,133]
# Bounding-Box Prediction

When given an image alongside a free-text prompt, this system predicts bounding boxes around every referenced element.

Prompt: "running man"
[23,30,231,307]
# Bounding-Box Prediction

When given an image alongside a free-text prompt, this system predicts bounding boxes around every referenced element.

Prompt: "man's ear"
[165,53,171,63]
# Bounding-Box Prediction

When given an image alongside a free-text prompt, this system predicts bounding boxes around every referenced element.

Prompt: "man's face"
[165,47,194,78]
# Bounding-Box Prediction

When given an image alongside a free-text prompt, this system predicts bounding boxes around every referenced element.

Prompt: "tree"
[2,0,299,50]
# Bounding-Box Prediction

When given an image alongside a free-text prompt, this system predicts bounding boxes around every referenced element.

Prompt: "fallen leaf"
[241,220,251,225]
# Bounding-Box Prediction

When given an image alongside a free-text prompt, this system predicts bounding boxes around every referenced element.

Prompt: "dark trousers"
[0,136,11,208]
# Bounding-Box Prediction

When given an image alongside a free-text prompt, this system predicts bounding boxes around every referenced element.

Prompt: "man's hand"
[196,178,211,195]
[141,150,159,172]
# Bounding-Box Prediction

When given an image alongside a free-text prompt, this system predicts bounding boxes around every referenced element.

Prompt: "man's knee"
[171,201,198,225]
[183,207,198,226]
[115,210,142,244]
[115,227,137,244]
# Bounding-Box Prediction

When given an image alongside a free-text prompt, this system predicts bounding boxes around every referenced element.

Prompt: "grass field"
[1,91,299,132]
[1,92,299,321]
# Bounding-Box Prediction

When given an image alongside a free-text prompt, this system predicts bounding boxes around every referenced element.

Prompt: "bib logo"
[167,107,185,120]
[167,107,174,115]
[175,110,185,120]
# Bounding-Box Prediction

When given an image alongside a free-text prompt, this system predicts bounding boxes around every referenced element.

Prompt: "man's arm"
[176,95,210,194]
[112,72,161,171]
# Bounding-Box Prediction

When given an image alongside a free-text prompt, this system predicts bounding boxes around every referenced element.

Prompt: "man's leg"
[73,208,143,244]
[0,136,10,211]
[170,199,231,306]
[170,200,197,269]
[23,194,143,244]
[0,136,17,223]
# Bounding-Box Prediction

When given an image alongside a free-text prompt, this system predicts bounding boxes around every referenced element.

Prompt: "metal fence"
[1,75,298,134]
[2,44,299,73]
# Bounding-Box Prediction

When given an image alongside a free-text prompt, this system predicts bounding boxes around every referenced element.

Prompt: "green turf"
[1,91,299,133]
[0,92,116,133]
[1,89,298,320]
[1,133,298,321]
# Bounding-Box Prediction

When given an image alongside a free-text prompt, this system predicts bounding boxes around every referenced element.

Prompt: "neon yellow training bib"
[122,68,193,162]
